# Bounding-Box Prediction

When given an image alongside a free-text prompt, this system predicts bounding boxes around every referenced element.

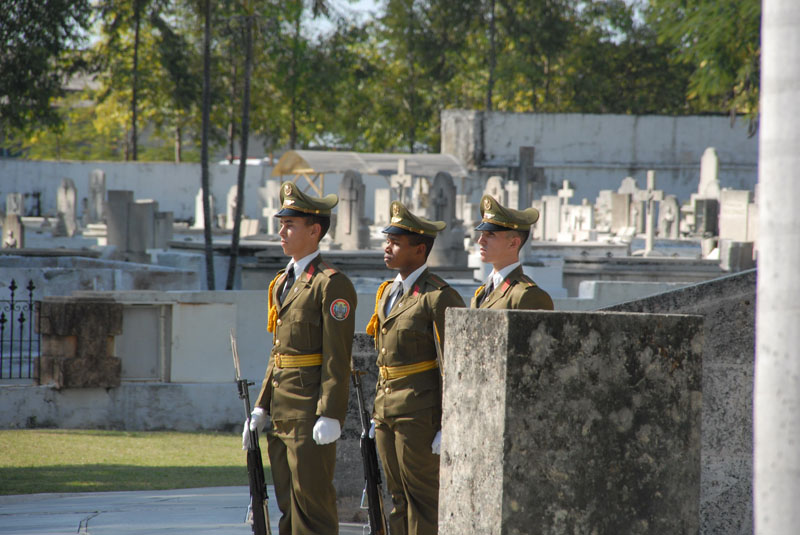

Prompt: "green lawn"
[0,429,271,495]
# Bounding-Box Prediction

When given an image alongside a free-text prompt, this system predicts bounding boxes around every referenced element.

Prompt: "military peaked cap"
[475,194,539,231]
[383,201,446,237]
[275,181,338,217]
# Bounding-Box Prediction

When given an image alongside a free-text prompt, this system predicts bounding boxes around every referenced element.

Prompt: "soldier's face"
[279,217,318,258]
[477,230,518,263]
[383,234,424,271]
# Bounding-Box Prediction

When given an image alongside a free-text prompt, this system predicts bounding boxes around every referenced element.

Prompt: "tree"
[0,1,92,136]
[201,0,215,290]
[226,5,255,290]
[648,0,761,132]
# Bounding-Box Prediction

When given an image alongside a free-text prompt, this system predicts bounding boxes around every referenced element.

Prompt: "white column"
[754,1,800,533]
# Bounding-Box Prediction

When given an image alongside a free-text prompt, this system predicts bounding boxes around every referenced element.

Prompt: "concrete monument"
[334,170,369,250]
[54,178,78,237]
[88,169,106,223]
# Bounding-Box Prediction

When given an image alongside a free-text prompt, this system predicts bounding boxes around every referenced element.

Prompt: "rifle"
[351,369,389,535]
[230,329,272,535]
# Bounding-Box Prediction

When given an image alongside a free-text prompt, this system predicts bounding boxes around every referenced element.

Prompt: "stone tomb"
[440,308,703,535]
[54,178,78,237]
[334,170,369,250]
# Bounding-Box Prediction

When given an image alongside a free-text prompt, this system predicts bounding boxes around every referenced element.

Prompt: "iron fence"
[0,279,40,380]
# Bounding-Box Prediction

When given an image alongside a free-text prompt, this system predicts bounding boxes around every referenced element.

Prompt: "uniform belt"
[379,360,438,380]
[274,353,323,368]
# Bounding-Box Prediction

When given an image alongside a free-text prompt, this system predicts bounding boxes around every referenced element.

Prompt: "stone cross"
[634,170,664,255]
[557,180,575,232]
[88,169,106,223]
[54,178,78,237]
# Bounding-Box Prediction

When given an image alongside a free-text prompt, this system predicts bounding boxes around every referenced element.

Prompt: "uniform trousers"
[374,407,441,535]
[267,418,338,535]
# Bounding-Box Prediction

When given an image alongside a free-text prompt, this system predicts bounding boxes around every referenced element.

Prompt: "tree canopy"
[2,0,762,160]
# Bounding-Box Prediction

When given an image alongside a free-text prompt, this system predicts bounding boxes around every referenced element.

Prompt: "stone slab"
[607,269,756,535]
[440,308,703,535]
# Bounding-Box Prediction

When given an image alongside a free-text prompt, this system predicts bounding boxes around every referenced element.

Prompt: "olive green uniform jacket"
[470,265,554,310]
[256,255,357,424]
[371,269,465,420]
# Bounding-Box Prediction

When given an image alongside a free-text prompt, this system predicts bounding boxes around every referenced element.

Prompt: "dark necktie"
[388,285,404,314]
[280,267,295,304]
[479,280,494,306]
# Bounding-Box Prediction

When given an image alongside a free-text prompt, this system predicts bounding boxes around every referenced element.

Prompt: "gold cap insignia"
[392,204,400,216]
[284,183,293,196]
[483,198,492,210]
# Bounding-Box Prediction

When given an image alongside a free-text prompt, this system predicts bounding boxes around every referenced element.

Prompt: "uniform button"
[381,328,387,334]
[385,386,392,394]
[272,379,278,387]
[381,348,387,355]
[275,339,280,346]
[276,319,282,326]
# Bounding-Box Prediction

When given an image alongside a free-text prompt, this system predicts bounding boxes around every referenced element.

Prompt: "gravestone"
[719,240,755,272]
[410,176,430,215]
[557,180,575,238]
[88,169,106,223]
[594,190,613,232]
[698,147,721,200]
[719,189,754,242]
[440,308,703,535]
[2,214,24,248]
[334,170,369,250]
[610,193,631,234]
[694,199,719,237]
[105,190,134,253]
[390,159,413,204]
[374,188,392,227]
[193,188,216,229]
[484,176,507,205]
[427,172,467,267]
[225,185,239,230]
[6,192,23,217]
[54,178,78,237]
[658,195,680,239]
[259,180,281,234]
[153,210,174,249]
[618,176,639,195]
[541,195,561,241]
[128,200,157,262]
[570,199,595,242]
[530,200,544,241]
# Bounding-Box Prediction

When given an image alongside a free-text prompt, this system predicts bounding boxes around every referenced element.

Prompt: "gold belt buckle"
[379,367,389,380]
[275,354,283,368]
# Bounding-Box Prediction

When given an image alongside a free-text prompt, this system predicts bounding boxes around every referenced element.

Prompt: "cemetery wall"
[442,110,758,203]
[607,269,756,535]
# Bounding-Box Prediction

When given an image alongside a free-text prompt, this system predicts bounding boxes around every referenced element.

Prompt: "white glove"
[242,408,268,450]
[312,416,341,445]
[431,430,442,455]
[249,407,268,432]
[368,419,376,439]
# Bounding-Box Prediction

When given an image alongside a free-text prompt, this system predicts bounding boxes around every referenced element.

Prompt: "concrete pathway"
[0,486,365,534]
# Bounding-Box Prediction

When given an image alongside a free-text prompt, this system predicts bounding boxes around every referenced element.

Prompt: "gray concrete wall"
[440,308,703,535]
[441,110,758,204]
[607,269,756,535]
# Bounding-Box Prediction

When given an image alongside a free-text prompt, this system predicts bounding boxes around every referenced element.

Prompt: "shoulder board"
[426,273,449,289]
[318,260,339,276]
[519,274,537,288]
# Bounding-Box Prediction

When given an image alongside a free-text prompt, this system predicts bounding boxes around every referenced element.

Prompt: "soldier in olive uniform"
[471,195,554,310]
[243,182,357,535]
[365,201,465,535]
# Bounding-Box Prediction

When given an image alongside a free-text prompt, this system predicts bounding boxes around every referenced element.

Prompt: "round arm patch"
[330,298,351,321]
